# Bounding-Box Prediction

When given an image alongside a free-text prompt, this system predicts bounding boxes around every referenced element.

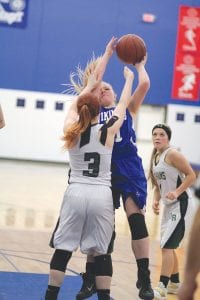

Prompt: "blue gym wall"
[0,0,199,106]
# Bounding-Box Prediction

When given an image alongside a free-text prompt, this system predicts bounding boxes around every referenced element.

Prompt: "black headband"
[152,124,172,140]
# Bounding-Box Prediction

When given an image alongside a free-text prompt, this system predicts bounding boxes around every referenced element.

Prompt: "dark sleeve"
[100,115,119,145]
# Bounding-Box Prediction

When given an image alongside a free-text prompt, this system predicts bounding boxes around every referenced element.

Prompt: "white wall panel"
[167,104,200,168]
[0,89,73,162]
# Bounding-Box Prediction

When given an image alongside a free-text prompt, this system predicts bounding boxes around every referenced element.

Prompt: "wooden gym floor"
[0,159,199,299]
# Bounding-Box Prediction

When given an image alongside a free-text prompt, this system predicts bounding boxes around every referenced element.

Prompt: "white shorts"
[160,196,196,248]
[51,183,114,255]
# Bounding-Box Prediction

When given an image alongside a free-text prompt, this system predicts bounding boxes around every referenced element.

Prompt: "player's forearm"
[153,186,161,202]
[95,37,116,82]
[0,105,5,128]
[137,65,150,92]
[120,76,134,106]
[176,172,196,197]
[112,67,134,126]
[128,66,150,114]
[112,76,134,130]
[94,52,111,82]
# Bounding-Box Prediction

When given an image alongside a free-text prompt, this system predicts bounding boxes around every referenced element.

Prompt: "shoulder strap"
[80,126,91,148]
[160,147,172,162]
[100,115,119,145]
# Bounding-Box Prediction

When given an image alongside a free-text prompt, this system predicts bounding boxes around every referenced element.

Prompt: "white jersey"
[68,123,112,186]
[51,123,114,254]
[153,147,195,248]
[153,147,192,204]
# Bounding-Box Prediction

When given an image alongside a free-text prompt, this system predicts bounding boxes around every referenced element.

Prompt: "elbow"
[141,80,150,92]
[188,171,197,186]
[191,171,197,184]
[0,122,5,129]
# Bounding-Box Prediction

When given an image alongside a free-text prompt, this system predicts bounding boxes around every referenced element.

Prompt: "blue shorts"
[111,176,147,210]
[111,156,147,210]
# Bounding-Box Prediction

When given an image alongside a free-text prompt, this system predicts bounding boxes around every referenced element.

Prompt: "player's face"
[152,128,169,151]
[99,82,116,108]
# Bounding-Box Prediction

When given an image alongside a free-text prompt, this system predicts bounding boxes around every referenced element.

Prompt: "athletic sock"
[170,273,180,283]
[136,258,151,286]
[136,258,149,271]
[45,285,60,300]
[160,275,170,288]
[86,262,95,274]
[97,289,110,300]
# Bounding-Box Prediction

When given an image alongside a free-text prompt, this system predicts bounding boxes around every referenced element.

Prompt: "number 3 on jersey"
[83,152,100,177]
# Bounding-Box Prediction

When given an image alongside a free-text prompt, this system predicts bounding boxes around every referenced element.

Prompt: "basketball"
[116,34,146,65]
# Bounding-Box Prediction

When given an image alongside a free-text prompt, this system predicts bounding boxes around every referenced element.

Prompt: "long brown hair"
[148,147,158,187]
[62,92,100,149]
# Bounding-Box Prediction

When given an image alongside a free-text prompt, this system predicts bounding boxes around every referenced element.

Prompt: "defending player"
[71,55,154,300]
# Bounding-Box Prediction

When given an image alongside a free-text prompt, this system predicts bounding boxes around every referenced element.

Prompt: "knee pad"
[50,249,72,272]
[128,213,148,240]
[94,255,113,277]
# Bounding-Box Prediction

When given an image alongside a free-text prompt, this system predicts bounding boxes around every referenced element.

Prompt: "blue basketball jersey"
[99,106,147,209]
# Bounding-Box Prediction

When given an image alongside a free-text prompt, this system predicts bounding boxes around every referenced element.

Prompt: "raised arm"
[0,104,5,129]
[94,37,117,82]
[128,55,150,117]
[64,37,117,132]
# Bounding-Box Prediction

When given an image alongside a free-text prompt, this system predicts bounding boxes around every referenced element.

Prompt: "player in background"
[149,124,196,300]
[70,54,154,300]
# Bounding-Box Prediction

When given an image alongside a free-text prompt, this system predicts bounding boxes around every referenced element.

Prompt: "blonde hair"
[62,92,100,149]
[66,55,102,95]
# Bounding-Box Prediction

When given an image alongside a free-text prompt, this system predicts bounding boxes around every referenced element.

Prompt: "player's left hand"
[134,53,148,69]
[123,66,134,81]
[166,190,178,200]
[105,36,118,56]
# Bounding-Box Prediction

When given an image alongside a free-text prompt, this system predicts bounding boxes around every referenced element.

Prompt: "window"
[176,113,185,121]
[16,98,25,107]
[36,100,45,109]
[194,114,200,123]
[55,102,64,111]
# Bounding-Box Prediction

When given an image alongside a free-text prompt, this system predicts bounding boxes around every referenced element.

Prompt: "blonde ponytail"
[66,55,102,95]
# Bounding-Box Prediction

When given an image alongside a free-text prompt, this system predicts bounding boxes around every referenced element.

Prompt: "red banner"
[172,6,200,101]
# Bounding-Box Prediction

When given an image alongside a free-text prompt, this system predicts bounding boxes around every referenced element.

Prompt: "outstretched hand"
[134,54,148,70]
[123,66,134,81]
[105,36,118,56]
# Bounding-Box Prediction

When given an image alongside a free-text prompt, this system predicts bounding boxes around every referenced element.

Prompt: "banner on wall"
[172,53,200,101]
[0,0,29,28]
[172,6,200,101]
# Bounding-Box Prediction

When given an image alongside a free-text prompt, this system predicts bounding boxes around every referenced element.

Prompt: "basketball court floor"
[0,159,199,299]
